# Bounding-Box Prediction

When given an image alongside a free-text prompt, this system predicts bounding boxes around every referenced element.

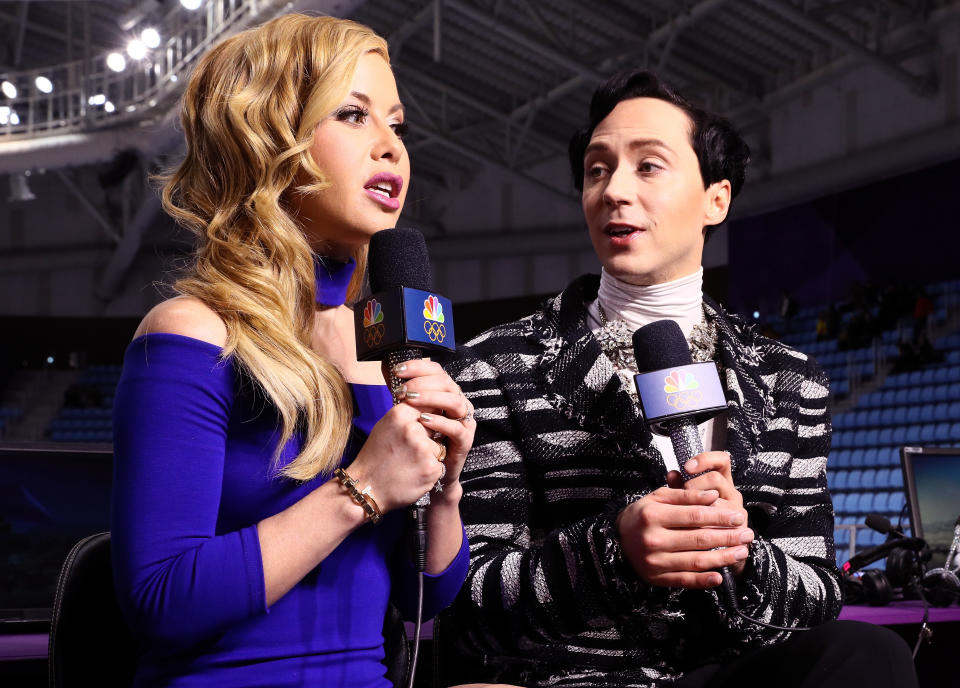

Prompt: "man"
[442,70,917,688]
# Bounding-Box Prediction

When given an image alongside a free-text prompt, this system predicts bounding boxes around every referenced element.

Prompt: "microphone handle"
[663,416,703,481]
[382,345,430,573]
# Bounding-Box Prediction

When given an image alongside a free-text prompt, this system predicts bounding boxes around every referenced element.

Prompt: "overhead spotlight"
[169,74,178,82]
[106,52,126,72]
[180,0,203,9]
[1,80,16,99]
[127,39,147,61]
[104,101,116,113]
[87,93,106,106]
[35,76,54,94]
[8,173,36,202]
[0,106,8,124]
[141,28,161,49]
[125,104,136,112]
[9,110,19,125]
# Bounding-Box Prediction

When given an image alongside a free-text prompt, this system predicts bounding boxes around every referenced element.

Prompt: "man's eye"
[587,165,607,179]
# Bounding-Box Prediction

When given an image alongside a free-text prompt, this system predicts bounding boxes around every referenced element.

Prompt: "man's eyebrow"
[584,138,673,155]
[349,91,405,115]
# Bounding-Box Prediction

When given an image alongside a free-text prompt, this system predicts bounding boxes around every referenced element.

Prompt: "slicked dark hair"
[568,69,751,214]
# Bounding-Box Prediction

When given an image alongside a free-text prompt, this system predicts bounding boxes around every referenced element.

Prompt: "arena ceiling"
[0,0,956,230]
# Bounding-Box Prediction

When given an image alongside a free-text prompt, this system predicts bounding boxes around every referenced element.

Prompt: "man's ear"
[704,180,731,227]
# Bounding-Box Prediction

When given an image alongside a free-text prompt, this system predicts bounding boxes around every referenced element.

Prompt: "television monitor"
[0,443,113,632]
[900,446,960,570]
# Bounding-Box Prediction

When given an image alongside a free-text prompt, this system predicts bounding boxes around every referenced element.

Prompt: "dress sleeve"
[390,524,470,621]
[111,333,267,649]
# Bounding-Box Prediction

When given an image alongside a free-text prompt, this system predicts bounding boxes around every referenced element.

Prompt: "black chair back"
[48,532,137,688]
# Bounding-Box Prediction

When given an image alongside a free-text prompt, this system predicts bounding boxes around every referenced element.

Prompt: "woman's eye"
[336,106,368,124]
[391,121,409,139]
[586,164,607,179]
[639,161,662,173]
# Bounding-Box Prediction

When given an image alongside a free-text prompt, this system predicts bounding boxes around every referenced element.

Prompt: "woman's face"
[296,52,409,256]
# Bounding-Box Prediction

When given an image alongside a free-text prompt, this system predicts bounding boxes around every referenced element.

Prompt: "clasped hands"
[617,451,752,589]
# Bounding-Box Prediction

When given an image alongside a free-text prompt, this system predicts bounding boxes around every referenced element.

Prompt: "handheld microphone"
[360,227,457,688]
[631,320,726,480]
[631,321,809,632]
[864,514,903,538]
[358,227,456,571]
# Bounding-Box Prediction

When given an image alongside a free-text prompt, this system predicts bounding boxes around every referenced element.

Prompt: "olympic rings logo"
[666,389,703,410]
[363,323,385,348]
[423,320,446,343]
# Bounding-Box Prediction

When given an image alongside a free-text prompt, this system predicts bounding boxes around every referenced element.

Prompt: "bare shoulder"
[134,295,227,348]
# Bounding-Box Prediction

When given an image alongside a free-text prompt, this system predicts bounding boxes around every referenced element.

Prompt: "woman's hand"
[618,451,753,588]
[392,358,475,500]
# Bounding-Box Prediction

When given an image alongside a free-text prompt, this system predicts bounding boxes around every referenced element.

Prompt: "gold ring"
[435,442,447,462]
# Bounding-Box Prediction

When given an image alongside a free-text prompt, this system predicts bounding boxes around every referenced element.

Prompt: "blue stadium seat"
[895,388,910,404]
[920,424,936,444]
[854,429,868,447]
[934,367,950,383]
[890,468,904,488]
[888,492,906,515]
[908,371,924,386]
[907,387,923,404]
[933,403,949,422]
[905,425,923,443]
[882,389,896,406]
[907,405,923,425]
[948,367,960,382]
[848,469,863,489]
[949,422,960,441]
[831,450,851,467]
[834,413,851,430]
[892,426,908,445]
[856,492,876,513]
[863,448,879,466]
[878,427,894,446]
[933,384,950,402]
[833,471,849,490]
[921,369,937,385]
[850,449,866,467]
[835,527,850,547]
[861,469,878,489]
[867,409,882,427]
[880,447,899,466]
[864,429,880,447]
[950,401,960,421]
[874,469,890,489]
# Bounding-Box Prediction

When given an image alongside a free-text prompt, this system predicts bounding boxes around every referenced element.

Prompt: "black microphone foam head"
[368,227,432,292]
[865,514,894,534]
[632,320,693,373]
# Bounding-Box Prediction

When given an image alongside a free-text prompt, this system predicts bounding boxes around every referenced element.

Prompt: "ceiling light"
[107,52,126,72]
[35,76,54,94]
[104,101,116,113]
[127,39,147,61]
[141,28,161,49]
[169,74,178,82]
[9,110,19,125]
[0,106,9,124]
[1,80,17,99]
[88,93,106,106]
[180,0,203,9]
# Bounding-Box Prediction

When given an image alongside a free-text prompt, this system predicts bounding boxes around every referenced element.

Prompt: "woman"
[111,14,472,687]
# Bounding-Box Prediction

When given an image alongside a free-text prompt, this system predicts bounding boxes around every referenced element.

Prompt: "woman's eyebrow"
[349,91,405,116]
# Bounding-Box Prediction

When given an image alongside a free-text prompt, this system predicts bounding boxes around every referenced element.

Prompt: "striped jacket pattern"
[442,275,842,687]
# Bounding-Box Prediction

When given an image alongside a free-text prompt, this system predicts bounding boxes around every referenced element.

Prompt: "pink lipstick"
[364,172,403,210]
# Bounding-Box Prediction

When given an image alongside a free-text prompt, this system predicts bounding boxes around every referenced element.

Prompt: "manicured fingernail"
[734,546,749,560]
[729,513,745,526]
[685,459,698,472]
[712,573,724,585]
[699,489,719,499]
[393,363,407,374]
[419,412,432,422]
[740,529,754,544]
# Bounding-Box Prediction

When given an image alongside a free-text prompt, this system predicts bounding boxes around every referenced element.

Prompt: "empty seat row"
[885,365,960,388]
[48,418,112,431]
[824,361,875,380]
[827,467,904,491]
[832,422,960,448]
[833,490,905,515]
[829,447,900,468]
[858,383,960,408]
[48,430,112,443]
[58,407,113,418]
[834,402,960,429]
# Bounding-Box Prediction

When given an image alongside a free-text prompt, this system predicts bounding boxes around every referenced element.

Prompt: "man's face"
[580,97,729,286]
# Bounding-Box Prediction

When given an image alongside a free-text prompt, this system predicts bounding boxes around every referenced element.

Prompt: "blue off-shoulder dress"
[110,259,468,687]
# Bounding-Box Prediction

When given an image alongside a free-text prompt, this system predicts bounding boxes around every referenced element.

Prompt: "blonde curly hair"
[161,13,390,481]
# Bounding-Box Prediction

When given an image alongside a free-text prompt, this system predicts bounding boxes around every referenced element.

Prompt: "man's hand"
[617,451,753,588]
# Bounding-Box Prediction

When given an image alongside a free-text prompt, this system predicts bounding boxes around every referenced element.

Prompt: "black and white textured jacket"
[442,275,842,688]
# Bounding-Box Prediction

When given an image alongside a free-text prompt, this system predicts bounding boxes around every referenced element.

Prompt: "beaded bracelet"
[334,468,382,524]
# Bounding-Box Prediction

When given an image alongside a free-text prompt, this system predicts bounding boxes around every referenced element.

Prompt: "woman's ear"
[704,179,731,227]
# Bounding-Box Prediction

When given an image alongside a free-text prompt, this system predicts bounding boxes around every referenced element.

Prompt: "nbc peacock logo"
[363,299,384,328]
[422,295,444,323]
[422,295,446,342]
[664,370,702,410]
[362,299,385,347]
